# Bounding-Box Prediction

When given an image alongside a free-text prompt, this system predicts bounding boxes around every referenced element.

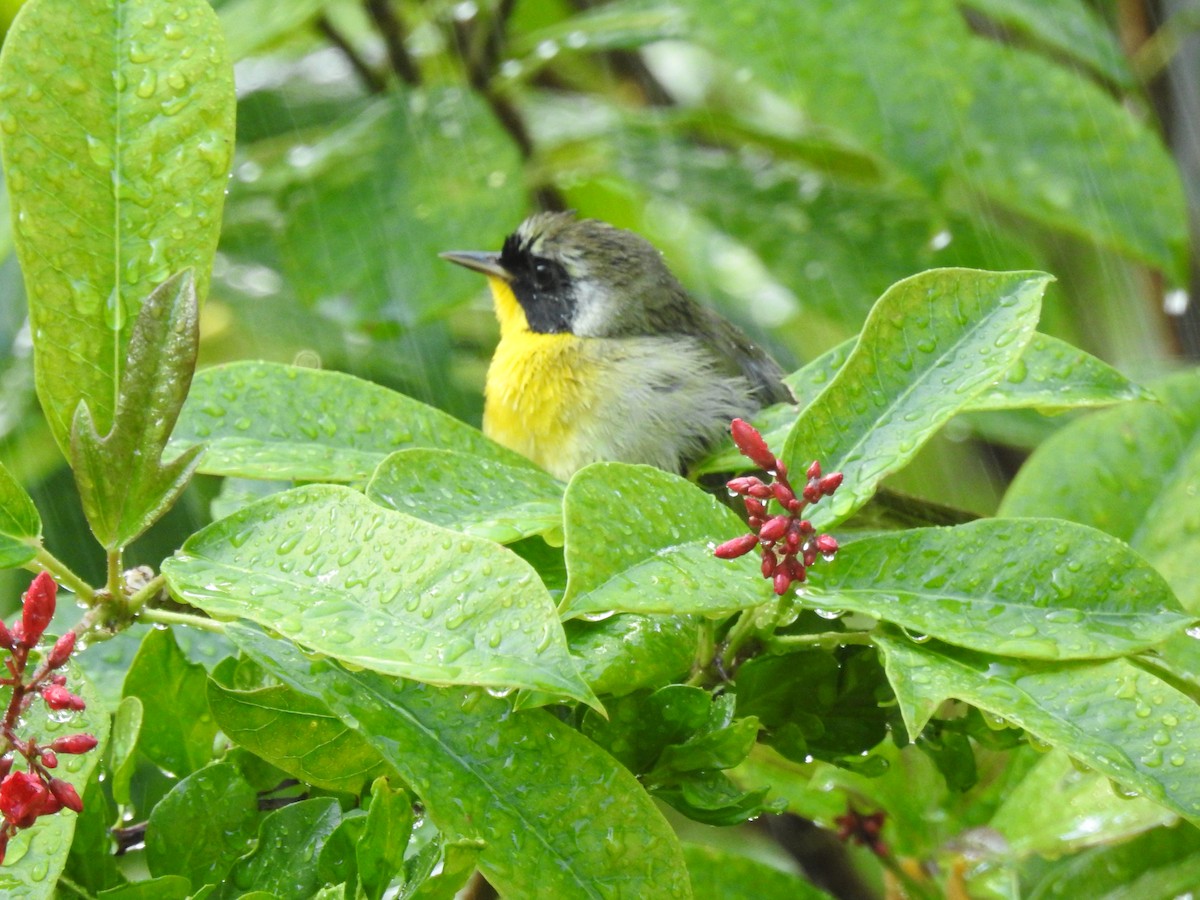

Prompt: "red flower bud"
[0,619,11,651]
[802,482,821,503]
[46,631,77,670]
[771,482,795,506]
[20,572,57,648]
[799,520,814,535]
[806,460,822,479]
[48,779,82,814]
[726,476,761,496]
[773,570,792,595]
[714,533,759,560]
[50,734,98,755]
[820,472,844,495]
[50,674,67,686]
[743,498,766,518]
[785,530,801,551]
[0,772,48,828]
[730,419,778,471]
[758,515,789,543]
[0,757,11,779]
[787,558,807,582]
[815,534,839,556]
[38,791,62,816]
[39,750,57,769]
[803,549,817,567]
[42,685,86,711]
[761,554,776,578]
[746,482,773,500]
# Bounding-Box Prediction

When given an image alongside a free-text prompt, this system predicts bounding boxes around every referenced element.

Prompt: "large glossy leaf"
[162,484,595,705]
[1001,369,1200,613]
[233,626,693,900]
[683,844,831,899]
[170,362,517,482]
[566,614,701,698]
[876,630,1200,825]
[367,448,563,544]
[805,518,1189,659]
[781,269,1048,526]
[560,463,772,619]
[0,0,235,449]
[0,458,39,568]
[71,271,203,549]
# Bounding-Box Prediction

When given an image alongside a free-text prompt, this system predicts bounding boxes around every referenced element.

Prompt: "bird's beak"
[439,250,512,281]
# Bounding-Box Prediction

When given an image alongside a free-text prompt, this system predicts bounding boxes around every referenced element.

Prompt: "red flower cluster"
[714,419,843,595]
[0,572,96,862]
[835,808,889,857]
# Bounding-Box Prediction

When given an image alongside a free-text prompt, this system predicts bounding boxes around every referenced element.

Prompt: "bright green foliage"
[684,844,833,899]
[0,0,234,450]
[163,485,595,705]
[0,459,39,568]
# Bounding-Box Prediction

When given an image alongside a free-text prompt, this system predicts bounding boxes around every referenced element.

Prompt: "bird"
[441,212,793,481]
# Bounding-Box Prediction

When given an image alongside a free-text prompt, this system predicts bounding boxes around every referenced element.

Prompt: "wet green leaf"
[97,876,192,899]
[163,485,596,705]
[206,674,387,794]
[71,270,203,549]
[876,630,1200,825]
[1001,369,1200,613]
[566,613,701,698]
[0,0,235,450]
[782,269,1049,527]
[122,627,218,777]
[805,518,1189,659]
[171,362,516,482]
[358,777,411,900]
[144,761,258,886]
[233,625,693,899]
[368,448,563,543]
[404,836,483,900]
[109,696,143,806]
[218,0,332,61]
[212,798,342,900]
[0,458,39,568]
[683,844,832,899]
[560,463,772,619]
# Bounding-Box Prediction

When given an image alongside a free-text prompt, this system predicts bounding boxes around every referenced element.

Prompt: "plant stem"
[105,549,124,600]
[55,874,98,900]
[720,607,761,671]
[766,631,876,652]
[125,574,166,616]
[137,608,226,633]
[29,547,95,604]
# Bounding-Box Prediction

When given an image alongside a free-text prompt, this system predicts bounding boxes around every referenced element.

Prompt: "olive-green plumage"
[442,212,793,480]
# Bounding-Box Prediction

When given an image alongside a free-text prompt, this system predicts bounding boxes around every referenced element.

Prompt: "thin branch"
[316,14,386,94]
[364,0,422,85]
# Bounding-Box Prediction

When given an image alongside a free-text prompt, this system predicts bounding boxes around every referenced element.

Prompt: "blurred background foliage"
[0,1,1197,633]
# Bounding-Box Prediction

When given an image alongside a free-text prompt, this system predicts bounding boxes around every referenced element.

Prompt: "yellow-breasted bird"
[441,212,793,481]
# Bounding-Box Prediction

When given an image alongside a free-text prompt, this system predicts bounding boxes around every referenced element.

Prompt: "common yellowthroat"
[441,213,793,481]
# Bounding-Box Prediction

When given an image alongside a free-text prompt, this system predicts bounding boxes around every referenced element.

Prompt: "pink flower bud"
[746,482,773,500]
[803,549,817,567]
[39,750,57,769]
[758,516,789,543]
[730,419,778,471]
[773,570,792,595]
[42,685,85,711]
[743,498,766,518]
[726,476,761,495]
[771,482,795,506]
[806,460,822,479]
[802,483,821,503]
[714,533,759,560]
[761,554,776,578]
[20,572,57,648]
[46,631,77,670]
[48,779,82,814]
[820,472,844,495]
[815,534,839,556]
[799,520,814,535]
[0,772,48,828]
[50,734,98,755]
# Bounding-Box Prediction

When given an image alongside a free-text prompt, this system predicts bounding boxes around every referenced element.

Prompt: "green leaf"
[959,0,1134,87]
[988,749,1177,858]
[582,685,718,773]
[213,798,342,900]
[683,844,832,899]
[315,812,366,894]
[805,518,1189,659]
[782,269,1049,527]
[0,0,235,451]
[217,0,331,61]
[0,657,110,894]
[404,836,483,900]
[71,270,203,549]
[876,630,1200,825]
[560,463,772,619]
[1001,369,1200,613]
[232,625,694,900]
[144,761,258,886]
[162,484,596,705]
[122,627,218,777]
[358,777,412,900]
[566,613,701,698]
[170,362,518,482]
[97,876,192,899]
[367,448,563,544]
[206,675,387,795]
[110,696,144,806]
[0,458,39,568]
[510,1,688,58]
